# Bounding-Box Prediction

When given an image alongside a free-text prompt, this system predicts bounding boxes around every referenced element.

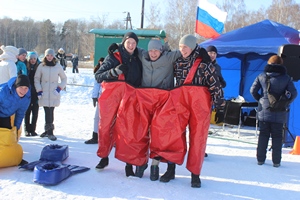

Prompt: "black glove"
[108,43,119,55]
[110,64,128,77]
[93,98,98,107]
[199,48,211,63]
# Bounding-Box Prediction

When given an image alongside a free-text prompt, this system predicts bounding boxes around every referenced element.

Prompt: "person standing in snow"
[71,54,79,73]
[84,57,104,144]
[0,45,19,85]
[34,48,67,141]
[56,48,67,71]
[250,55,297,167]
[24,51,41,136]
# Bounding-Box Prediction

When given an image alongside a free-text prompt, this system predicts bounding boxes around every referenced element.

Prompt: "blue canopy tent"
[200,19,300,146]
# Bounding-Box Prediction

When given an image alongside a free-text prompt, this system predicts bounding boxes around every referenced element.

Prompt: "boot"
[40,123,51,137]
[85,132,98,144]
[160,163,175,182]
[191,173,201,188]
[150,165,159,181]
[24,124,31,136]
[125,163,135,177]
[31,124,38,136]
[135,163,148,178]
[47,124,57,141]
[95,157,109,169]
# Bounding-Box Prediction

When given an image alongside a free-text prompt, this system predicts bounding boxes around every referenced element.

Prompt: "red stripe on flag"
[195,20,220,39]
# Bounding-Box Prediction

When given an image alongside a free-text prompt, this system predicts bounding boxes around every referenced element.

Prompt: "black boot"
[160,163,175,182]
[150,165,159,181]
[95,157,109,169]
[85,132,98,144]
[47,124,57,141]
[40,124,51,137]
[125,163,135,177]
[24,124,31,136]
[135,163,148,178]
[31,124,38,136]
[191,173,201,188]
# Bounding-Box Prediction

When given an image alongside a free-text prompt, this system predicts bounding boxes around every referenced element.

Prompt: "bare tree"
[145,2,163,29]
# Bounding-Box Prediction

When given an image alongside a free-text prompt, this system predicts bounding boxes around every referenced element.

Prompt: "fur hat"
[268,55,283,65]
[58,48,64,54]
[179,34,197,50]
[122,32,139,45]
[1,45,19,56]
[45,48,55,57]
[18,48,27,56]
[27,51,38,60]
[148,39,163,51]
[206,45,217,53]
[14,74,30,88]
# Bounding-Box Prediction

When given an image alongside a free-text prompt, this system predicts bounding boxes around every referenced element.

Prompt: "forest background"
[0,0,299,60]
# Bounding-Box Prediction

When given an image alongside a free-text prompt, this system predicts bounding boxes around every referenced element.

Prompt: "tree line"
[0,0,299,60]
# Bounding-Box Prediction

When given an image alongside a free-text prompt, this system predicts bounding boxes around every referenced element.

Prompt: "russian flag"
[196,0,227,38]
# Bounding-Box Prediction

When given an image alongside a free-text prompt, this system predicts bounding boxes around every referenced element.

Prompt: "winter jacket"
[0,53,18,85]
[16,60,27,75]
[212,60,226,88]
[174,45,224,107]
[138,48,181,89]
[27,60,41,104]
[34,61,67,107]
[0,77,31,129]
[250,64,297,123]
[71,57,79,67]
[95,45,142,87]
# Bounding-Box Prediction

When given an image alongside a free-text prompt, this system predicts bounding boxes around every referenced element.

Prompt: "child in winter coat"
[0,45,19,84]
[24,51,41,136]
[34,48,67,141]
[16,48,28,75]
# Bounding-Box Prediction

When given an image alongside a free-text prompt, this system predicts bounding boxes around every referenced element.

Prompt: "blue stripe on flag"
[196,7,224,34]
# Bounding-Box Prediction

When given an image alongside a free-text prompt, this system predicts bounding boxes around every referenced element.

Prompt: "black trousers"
[24,102,39,130]
[44,107,55,124]
[257,121,283,164]
[0,116,12,129]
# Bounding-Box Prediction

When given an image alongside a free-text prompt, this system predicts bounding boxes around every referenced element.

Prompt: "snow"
[1,67,300,200]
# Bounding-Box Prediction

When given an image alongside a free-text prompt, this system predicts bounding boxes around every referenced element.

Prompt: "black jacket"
[250,64,297,123]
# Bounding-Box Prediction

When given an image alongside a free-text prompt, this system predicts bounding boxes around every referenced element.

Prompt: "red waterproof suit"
[97,56,211,175]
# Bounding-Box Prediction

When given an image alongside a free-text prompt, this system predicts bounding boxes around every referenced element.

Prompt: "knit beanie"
[122,32,139,44]
[179,34,197,50]
[206,45,218,53]
[148,39,163,51]
[45,48,55,57]
[18,48,27,56]
[14,74,30,88]
[27,51,38,60]
[268,55,283,65]
[1,45,19,56]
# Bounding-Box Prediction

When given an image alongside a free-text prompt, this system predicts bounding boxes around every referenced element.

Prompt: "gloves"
[93,98,98,107]
[199,48,211,63]
[110,64,128,77]
[37,91,43,99]
[53,87,61,96]
[108,43,119,55]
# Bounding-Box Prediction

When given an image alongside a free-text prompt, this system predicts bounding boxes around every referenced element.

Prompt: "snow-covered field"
[1,67,300,200]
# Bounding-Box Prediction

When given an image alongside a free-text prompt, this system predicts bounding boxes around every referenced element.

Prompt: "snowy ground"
[1,67,300,200]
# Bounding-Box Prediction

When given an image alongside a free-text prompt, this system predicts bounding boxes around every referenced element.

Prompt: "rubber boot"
[150,165,159,181]
[160,163,175,182]
[135,163,148,178]
[191,173,201,188]
[95,157,109,169]
[125,163,135,177]
[85,132,98,144]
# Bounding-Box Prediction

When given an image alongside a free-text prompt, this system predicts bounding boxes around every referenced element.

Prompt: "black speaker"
[278,44,300,81]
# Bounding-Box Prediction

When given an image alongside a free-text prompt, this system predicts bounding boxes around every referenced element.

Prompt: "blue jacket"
[250,64,297,123]
[0,77,31,129]
[16,60,28,75]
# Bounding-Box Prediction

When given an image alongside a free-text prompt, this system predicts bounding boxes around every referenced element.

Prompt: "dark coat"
[250,64,297,123]
[212,60,226,88]
[27,60,40,104]
[0,77,31,129]
[95,45,142,87]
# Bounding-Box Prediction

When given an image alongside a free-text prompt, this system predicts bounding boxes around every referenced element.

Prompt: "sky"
[1,0,299,29]
[1,66,300,199]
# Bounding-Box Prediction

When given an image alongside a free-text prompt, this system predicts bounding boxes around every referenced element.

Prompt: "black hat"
[15,75,30,88]
[206,45,217,53]
[122,32,139,44]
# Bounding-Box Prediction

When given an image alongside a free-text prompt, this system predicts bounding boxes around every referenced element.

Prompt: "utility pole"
[140,0,145,29]
[124,12,132,30]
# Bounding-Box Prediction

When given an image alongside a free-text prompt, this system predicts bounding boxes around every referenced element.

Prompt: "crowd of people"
[0,31,297,189]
